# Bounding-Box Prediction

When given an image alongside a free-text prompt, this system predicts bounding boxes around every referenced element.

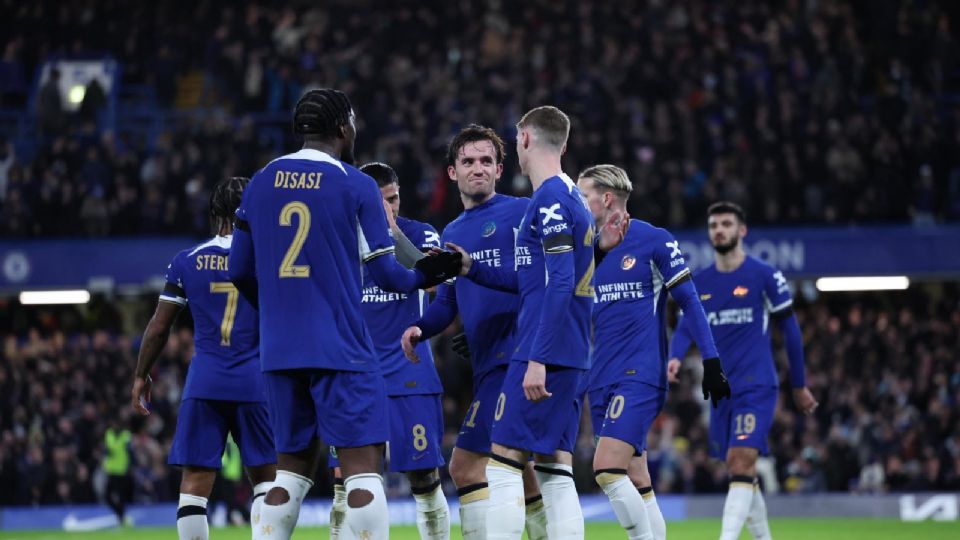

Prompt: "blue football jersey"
[361,216,442,395]
[159,235,263,401]
[589,220,692,391]
[683,255,793,390]
[514,174,594,368]
[234,148,397,372]
[439,194,528,377]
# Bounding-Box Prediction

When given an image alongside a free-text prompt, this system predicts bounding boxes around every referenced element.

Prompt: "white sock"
[595,471,652,540]
[329,482,346,540]
[719,477,755,540]
[251,482,271,539]
[456,483,489,540]
[413,481,450,540]
[485,459,525,539]
[177,493,208,540]
[343,473,389,539]
[259,470,313,540]
[534,463,584,540]
[746,483,771,539]
[524,495,548,540]
[640,489,666,540]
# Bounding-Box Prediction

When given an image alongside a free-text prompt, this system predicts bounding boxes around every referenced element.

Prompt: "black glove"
[451,333,471,361]
[414,251,462,288]
[701,357,731,408]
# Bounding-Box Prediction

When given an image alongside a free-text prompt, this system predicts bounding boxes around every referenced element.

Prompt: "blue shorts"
[709,385,778,458]
[264,369,389,453]
[491,361,584,455]
[456,366,508,454]
[168,398,275,468]
[591,381,665,455]
[328,394,444,472]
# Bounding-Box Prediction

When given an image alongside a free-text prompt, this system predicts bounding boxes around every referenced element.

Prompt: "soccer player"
[400,124,549,540]
[668,201,818,540]
[227,88,461,540]
[328,161,450,540]
[577,165,730,540]
[446,106,593,539]
[131,177,276,540]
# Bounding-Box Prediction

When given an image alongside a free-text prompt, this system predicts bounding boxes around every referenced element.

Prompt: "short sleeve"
[763,266,793,314]
[535,194,576,255]
[420,224,441,251]
[159,255,187,306]
[652,229,691,289]
[357,176,396,263]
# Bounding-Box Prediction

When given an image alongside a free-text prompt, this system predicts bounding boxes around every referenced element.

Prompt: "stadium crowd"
[1,286,957,506]
[3,0,960,236]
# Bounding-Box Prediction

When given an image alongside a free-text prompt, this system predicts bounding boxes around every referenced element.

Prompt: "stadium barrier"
[2,493,956,531]
[2,225,956,293]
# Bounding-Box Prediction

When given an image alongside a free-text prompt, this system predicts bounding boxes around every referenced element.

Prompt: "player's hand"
[382,198,398,230]
[451,333,471,361]
[598,210,629,252]
[402,326,423,363]
[131,375,153,416]
[701,357,731,408]
[792,387,818,415]
[667,358,682,384]
[444,242,472,276]
[523,361,552,402]
[414,250,463,288]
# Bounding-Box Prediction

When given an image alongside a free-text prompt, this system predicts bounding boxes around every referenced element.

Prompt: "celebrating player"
[131,177,276,540]
[448,106,593,539]
[578,165,730,540]
[668,201,817,540]
[328,162,450,540]
[227,88,461,540]
[400,125,549,540]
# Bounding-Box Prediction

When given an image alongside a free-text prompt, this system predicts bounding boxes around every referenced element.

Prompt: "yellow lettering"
[274,170,284,187]
[222,256,228,272]
[295,173,306,189]
[283,171,292,188]
[305,172,315,189]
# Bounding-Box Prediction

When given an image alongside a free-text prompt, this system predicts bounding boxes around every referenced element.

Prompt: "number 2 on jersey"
[279,201,311,278]
[210,282,239,346]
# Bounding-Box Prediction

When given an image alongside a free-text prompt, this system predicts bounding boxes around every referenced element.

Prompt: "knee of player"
[593,467,628,489]
[347,488,375,508]
[406,467,440,489]
[264,486,290,506]
[449,461,483,487]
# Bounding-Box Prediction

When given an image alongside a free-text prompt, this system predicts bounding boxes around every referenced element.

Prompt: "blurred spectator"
[36,68,64,137]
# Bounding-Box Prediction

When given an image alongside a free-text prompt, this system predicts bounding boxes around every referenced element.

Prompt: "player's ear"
[739,223,748,238]
[495,162,503,180]
[447,165,457,182]
[560,143,567,155]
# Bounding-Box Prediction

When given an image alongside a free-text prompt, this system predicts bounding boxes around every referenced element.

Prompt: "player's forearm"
[366,253,424,293]
[668,313,695,361]
[135,321,170,379]
[670,279,719,359]
[415,284,457,339]
[392,225,426,268]
[465,258,518,292]
[776,312,806,387]
[528,254,575,361]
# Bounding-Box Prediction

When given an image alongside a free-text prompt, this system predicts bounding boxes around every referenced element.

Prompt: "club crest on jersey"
[733,286,749,297]
[621,255,637,270]
[481,221,497,237]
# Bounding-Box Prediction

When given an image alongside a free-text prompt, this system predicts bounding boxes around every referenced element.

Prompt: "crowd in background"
[3,0,960,236]
[1,286,957,506]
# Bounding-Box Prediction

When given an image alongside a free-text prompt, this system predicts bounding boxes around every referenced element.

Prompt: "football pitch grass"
[2,519,958,539]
